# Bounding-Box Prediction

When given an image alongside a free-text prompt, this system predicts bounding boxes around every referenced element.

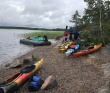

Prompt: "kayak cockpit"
[20,65,35,73]
[0,73,21,85]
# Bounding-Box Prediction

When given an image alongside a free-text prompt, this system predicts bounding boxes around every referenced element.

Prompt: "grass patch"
[19,31,64,39]
[32,54,39,61]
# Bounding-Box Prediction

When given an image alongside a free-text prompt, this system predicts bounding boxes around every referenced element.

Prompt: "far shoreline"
[0,26,65,31]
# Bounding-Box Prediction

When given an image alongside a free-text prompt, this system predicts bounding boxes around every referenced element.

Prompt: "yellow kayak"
[59,41,73,52]
[0,58,43,93]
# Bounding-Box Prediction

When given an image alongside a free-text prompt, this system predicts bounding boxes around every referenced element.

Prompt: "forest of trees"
[70,0,110,45]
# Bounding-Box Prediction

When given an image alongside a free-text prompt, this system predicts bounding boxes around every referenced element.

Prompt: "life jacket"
[64,32,68,36]
[69,28,73,33]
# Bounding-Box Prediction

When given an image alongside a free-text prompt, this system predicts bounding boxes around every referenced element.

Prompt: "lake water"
[0,29,56,66]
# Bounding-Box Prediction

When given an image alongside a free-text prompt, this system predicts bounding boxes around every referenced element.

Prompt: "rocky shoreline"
[0,38,110,93]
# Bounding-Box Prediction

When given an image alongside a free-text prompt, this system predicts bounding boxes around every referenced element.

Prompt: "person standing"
[69,27,73,41]
[73,29,79,43]
[74,29,79,42]
[63,29,68,43]
[63,26,69,43]
[43,35,48,43]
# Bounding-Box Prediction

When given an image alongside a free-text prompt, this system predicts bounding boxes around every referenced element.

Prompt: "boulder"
[23,59,31,64]
[98,86,110,93]
[98,63,110,93]
[5,63,11,67]
[23,55,33,64]
[41,75,58,90]
[101,43,110,55]
[102,63,110,79]
[10,59,22,68]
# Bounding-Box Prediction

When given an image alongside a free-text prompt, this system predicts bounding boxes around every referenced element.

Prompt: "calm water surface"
[0,29,56,65]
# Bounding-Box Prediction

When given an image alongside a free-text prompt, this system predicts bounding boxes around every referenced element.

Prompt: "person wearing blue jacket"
[73,29,79,43]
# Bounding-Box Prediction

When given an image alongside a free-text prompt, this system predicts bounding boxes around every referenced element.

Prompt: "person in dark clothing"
[69,34,73,41]
[43,35,48,43]
[27,37,30,39]
[73,29,79,42]
[69,27,73,41]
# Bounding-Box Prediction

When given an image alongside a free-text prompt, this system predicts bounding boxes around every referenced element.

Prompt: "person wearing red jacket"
[63,30,68,43]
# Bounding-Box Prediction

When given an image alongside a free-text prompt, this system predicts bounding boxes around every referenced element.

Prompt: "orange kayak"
[73,43,102,57]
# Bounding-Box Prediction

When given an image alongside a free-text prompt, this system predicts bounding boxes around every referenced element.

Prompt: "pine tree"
[70,10,81,27]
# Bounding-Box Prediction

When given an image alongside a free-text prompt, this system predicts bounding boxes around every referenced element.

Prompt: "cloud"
[0,0,87,28]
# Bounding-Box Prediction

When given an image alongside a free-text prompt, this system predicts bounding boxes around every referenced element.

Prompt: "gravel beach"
[0,38,106,93]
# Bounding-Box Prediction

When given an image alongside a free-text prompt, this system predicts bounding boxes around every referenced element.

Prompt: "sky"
[0,0,87,29]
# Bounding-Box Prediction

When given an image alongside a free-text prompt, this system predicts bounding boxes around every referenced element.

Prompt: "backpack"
[28,76,44,91]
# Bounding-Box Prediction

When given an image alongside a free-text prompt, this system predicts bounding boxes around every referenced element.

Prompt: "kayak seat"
[81,49,90,52]
[88,47,94,49]
[20,65,35,73]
